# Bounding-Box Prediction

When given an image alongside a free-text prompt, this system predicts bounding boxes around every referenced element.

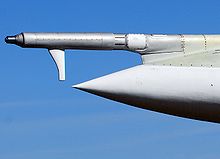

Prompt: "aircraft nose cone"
[73,68,131,94]
[73,65,146,106]
[73,75,118,96]
[5,36,16,44]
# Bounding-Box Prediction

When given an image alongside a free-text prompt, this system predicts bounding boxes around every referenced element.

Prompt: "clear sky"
[1,0,220,158]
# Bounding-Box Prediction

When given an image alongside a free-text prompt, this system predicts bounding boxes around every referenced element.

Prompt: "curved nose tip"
[5,36,16,44]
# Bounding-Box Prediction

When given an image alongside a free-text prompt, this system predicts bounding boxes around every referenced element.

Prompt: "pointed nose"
[73,68,129,93]
[73,75,116,95]
[5,36,16,44]
[73,65,146,105]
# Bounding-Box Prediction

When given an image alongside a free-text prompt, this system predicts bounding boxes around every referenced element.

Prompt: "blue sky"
[1,0,220,158]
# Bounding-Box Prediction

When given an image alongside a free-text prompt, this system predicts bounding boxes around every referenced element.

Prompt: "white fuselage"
[74,65,220,123]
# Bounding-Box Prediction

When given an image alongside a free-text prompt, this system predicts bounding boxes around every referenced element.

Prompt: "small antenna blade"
[48,49,65,81]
